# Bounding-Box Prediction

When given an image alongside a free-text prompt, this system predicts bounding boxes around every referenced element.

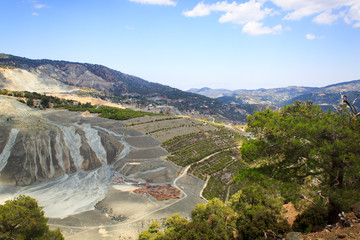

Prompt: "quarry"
[0,96,205,239]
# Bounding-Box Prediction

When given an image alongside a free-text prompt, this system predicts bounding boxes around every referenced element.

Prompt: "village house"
[33,99,41,108]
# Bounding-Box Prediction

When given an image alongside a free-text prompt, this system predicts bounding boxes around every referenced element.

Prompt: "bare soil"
[303,213,360,240]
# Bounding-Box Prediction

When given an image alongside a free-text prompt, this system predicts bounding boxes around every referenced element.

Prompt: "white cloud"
[306,33,316,40]
[345,3,360,27]
[32,12,39,16]
[271,0,360,27]
[313,10,341,24]
[183,0,273,24]
[183,2,212,17]
[183,0,360,35]
[34,4,48,9]
[271,0,352,19]
[305,33,325,40]
[183,0,280,35]
[129,0,176,6]
[218,1,273,24]
[242,21,283,35]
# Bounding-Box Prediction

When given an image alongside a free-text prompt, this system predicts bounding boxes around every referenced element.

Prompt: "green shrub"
[292,201,328,233]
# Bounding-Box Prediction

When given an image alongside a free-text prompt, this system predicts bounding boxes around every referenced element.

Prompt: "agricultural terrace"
[163,129,245,201]
[123,116,217,142]
[125,116,246,202]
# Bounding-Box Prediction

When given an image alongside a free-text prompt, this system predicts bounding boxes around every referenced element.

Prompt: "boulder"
[285,232,303,240]
[351,201,360,218]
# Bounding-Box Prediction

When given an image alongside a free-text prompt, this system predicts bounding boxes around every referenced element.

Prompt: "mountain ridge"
[187,79,360,96]
[2,53,358,122]
[188,79,360,109]
[0,53,251,122]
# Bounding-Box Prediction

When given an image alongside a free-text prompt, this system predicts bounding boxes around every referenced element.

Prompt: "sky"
[1,0,360,90]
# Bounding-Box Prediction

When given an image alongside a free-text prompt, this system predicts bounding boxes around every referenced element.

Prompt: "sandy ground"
[0,68,75,93]
[0,96,40,118]
[51,93,125,109]
[48,171,204,240]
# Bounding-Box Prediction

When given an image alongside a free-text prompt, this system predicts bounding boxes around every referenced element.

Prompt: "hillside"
[121,115,247,202]
[0,54,249,122]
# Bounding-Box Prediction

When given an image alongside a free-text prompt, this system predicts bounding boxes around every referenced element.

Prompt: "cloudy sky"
[1,0,360,90]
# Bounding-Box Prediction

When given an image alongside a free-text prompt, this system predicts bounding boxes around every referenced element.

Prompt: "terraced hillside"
[123,116,217,142]
[125,116,246,202]
[189,148,243,201]
[163,129,244,201]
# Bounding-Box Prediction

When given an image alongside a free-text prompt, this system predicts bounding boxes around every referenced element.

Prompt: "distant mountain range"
[188,80,360,111]
[1,53,358,122]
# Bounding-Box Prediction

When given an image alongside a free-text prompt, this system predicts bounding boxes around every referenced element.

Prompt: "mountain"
[0,54,251,122]
[187,80,360,111]
[187,87,234,98]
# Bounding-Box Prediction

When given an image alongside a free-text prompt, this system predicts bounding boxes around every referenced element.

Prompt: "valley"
[1,53,359,240]
[2,0,360,237]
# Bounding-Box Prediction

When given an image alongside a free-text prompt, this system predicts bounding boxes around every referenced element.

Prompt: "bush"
[0,195,64,240]
[292,201,328,233]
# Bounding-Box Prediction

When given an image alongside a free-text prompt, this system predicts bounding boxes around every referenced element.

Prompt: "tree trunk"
[327,161,344,224]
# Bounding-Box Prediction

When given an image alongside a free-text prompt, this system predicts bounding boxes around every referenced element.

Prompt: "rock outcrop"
[0,96,123,186]
[351,201,360,218]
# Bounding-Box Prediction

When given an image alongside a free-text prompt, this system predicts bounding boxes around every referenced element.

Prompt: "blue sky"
[1,0,360,90]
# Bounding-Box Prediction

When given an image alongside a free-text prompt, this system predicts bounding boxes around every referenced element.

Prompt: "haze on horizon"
[1,0,359,91]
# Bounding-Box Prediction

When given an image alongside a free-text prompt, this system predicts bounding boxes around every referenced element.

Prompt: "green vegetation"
[190,150,238,179]
[284,91,360,112]
[163,130,240,167]
[139,187,289,240]
[141,100,360,239]
[0,89,64,108]
[139,199,238,240]
[292,200,328,233]
[61,104,159,120]
[0,65,16,69]
[242,101,360,223]
[231,171,290,239]
[0,89,160,120]
[193,149,243,200]
[129,117,179,127]
[0,195,64,240]
[162,128,244,201]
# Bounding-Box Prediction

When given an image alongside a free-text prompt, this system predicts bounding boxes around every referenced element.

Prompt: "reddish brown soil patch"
[283,202,300,226]
[134,184,181,200]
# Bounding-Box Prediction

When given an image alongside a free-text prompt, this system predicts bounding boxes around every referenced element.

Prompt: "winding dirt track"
[49,165,191,231]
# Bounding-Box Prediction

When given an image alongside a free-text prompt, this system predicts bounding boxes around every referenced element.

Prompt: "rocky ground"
[282,203,360,240]
[302,204,360,240]
[0,96,206,239]
[0,68,76,93]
